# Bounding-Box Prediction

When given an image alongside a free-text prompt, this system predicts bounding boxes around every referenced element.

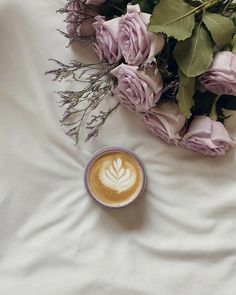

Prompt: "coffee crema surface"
[87,151,144,207]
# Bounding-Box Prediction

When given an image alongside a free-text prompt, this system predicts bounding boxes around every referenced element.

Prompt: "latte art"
[85,148,146,208]
[99,158,136,193]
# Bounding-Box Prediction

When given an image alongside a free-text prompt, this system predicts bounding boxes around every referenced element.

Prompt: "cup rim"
[84,146,146,209]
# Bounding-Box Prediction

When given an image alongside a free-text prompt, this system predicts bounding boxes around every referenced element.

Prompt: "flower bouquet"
[47,0,236,156]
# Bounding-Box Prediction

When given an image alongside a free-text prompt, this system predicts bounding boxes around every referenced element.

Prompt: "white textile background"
[1,1,236,294]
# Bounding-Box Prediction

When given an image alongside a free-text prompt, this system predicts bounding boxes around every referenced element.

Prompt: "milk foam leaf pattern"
[176,71,195,118]
[149,0,195,41]
[99,158,136,193]
[203,13,235,48]
[173,24,213,77]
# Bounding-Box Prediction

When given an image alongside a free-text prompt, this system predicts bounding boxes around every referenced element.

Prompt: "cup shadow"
[98,191,148,231]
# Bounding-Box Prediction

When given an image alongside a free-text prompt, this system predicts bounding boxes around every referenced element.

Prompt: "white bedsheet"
[1,1,236,294]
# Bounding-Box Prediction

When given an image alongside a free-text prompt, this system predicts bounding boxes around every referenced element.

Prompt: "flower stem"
[204,0,220,10]
[165,0,221,26]
[226,3,236,11]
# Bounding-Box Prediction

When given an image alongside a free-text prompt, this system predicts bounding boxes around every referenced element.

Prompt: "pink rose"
[86,0,105,5]
[142,100,186,145]
[66,0,96,40]
[76,19,95,36]
[111,63,163,112]
[199,51,236,96]
[93,16,122,64]
[118,4,165,66]
[182,116,235,157]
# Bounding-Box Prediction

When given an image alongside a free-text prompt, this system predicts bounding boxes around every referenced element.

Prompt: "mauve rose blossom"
[93,16,122,64]
[111,63,163,112]
[118,4,165,66]
[66,0,96,39]
[199,51,236,95]
[182,116,235,157]
[86,0,105,5]
[142,100,186,145]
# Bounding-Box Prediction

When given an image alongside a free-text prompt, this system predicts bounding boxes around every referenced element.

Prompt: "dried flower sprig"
[58,82,111,143]
[57,29,95,46]
[46,58,109,82]
[57,0,97,46]
[46,59,119,143]
[85,102,120,141]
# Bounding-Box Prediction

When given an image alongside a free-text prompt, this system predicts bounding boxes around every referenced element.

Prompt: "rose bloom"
[66,0,96,39]
[118,4,165,66]
[199,51,236,96]
[111,63,163,112]
[142,100,186,145]
[182,116,235,157]
[93,16,122,64]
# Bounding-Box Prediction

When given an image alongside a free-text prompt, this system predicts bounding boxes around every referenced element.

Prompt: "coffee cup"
[84,147,146,208]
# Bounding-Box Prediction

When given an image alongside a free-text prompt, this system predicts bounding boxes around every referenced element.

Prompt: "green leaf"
[232,34,236,53]
[184,0,202,7]
[202,13,235,49]
[148,0,195,41]
[173,24,213,77]
[176,71,195,118]
[232,15,236,29]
